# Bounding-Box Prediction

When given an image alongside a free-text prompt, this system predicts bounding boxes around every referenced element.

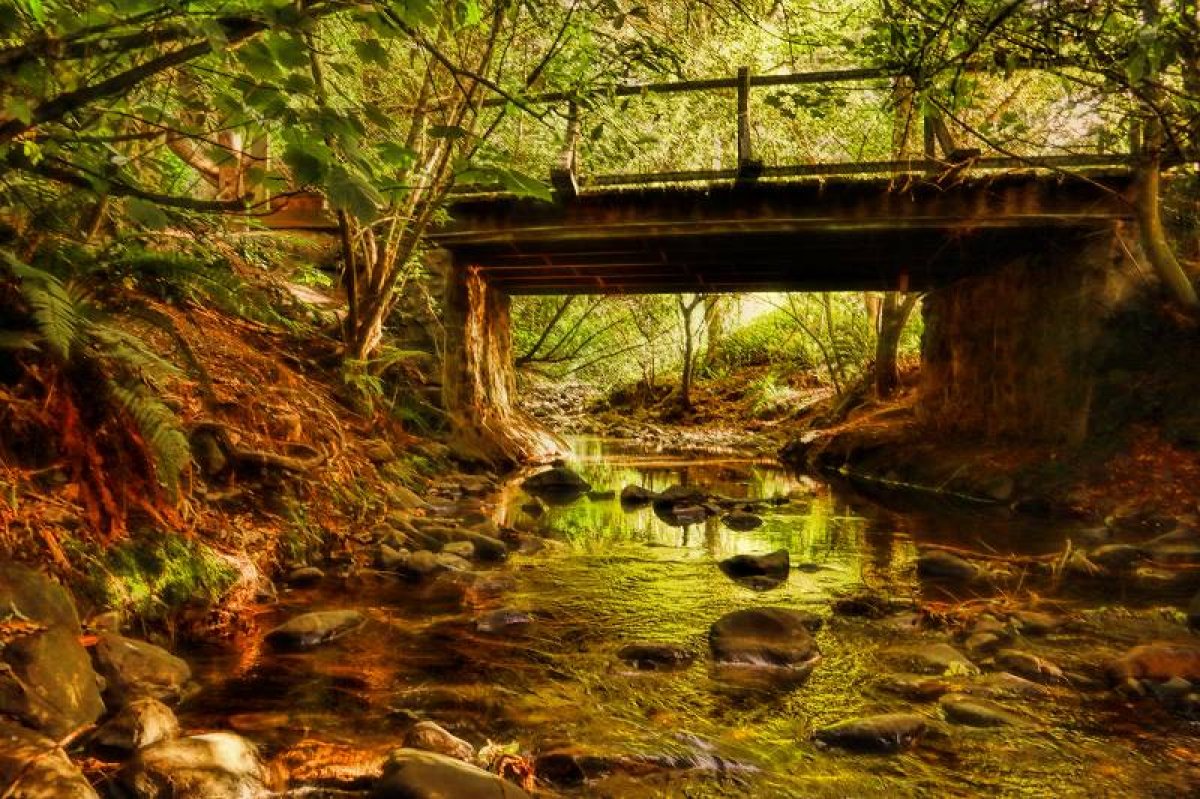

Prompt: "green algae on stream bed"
[178,437,1200,798]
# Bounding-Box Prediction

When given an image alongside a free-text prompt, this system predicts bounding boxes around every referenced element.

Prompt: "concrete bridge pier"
[918,223,1141,446]
[441,259,562,464]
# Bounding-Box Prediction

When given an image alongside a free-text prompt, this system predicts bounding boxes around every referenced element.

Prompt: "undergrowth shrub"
[710,309,806,369]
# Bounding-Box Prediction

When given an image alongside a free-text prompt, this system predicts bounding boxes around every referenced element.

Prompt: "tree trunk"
[1136,0,1199,309]
[874,292,920,398]
[677,294,703,408]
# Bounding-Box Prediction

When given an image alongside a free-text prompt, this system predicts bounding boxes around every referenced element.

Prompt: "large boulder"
[118,733,270,799]
[93,634,191,705]
[708,608,821,669]
[0,563,104,738]
[0,718,99,799]
[264,610,365,649]
[371,749,530,799]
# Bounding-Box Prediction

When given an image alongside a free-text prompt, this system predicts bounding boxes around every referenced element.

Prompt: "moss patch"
[68,533,238,621]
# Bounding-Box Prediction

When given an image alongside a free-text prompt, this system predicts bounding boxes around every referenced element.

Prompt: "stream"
[179,436,1200,797]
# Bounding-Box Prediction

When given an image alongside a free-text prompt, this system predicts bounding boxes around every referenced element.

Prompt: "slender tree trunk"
[874,292,920,398]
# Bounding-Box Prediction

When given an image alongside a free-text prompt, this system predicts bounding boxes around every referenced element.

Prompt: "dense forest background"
[1,0,1198,597]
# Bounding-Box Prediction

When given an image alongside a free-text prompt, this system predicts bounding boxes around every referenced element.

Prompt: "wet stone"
[619,484,657,506]
[93,634,190,706]
[1105,642,1200,684]
[442,541,475,559]
[402,721,475,762]
[372,749,531,799]
[709,608,821,669]
[831,592,897,619]
[456,531,508,562]
[1187,591,1200,631]
[1009,610,1064,636]
[0,563,105,738]
[654,484,709,507]
[617,642,695,671]
[875,674,955,701]
[964,632,1005,657]
[812,713,926,753]
[119,732,270,799]
[475,609,533,634]
[0,718,99,799]
[285,566,325,586]
[95,697,180,751]
[722,510,764,531]
[1088,544,1145,571]
[264,610,365,649]
[521,466,590,502]
[890,643,978,676]
[994,649,1065,684]
[519,501,545,517]
[376,544,410,571]
[718,550,789,587]
[967,671,1051,699]
[916,550,980,581]
[939,693,1026,727]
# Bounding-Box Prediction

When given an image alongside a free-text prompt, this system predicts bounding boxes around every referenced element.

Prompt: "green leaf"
[458,165,552,202]
[236,41,283,82]
[353,38,390,66]
[376,142,416,168]
[19,0,45,24]
[325,164,384,221]
[429,124,467,139]
[456,0,482,27]
[0,331,39,352]
[125,198,169,230]
[282,138,332,185]
[268,33,309,69]
[5,97,32,125]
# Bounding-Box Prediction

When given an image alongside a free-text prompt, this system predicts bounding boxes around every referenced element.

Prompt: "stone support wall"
[918,224,1139,445]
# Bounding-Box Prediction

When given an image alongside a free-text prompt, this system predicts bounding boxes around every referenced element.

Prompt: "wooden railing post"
[551,100,581,199]
[736,66,763,182]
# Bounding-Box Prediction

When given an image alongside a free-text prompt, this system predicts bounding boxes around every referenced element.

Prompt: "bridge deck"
[430,172,1135,294]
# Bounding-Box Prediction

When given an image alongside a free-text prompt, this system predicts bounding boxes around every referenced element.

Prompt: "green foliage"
[69,533,238,620]
[108,383,191,498]
[709,308,805,370]
[1,248,191,499]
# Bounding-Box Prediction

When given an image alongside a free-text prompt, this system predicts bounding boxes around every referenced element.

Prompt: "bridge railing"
[475,64,1139,196]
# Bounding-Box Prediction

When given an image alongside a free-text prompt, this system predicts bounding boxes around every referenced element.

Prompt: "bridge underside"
[436,171,1140,464]
[435,172,1134,295]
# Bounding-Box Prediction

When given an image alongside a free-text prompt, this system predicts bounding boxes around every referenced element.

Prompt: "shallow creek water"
[180,437,1200,797]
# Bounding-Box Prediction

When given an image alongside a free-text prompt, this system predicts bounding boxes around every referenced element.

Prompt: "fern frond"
[109,382,191,498]
[86,323,181,385]
[0,249,86,360]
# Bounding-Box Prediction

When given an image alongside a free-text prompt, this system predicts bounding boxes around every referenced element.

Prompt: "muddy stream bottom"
[179,437,1200,798]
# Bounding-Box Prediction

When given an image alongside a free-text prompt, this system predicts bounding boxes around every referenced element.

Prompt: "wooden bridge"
[267,65,1139,295]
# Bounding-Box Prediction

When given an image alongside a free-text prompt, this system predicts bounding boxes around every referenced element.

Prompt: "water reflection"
[498,437,901,589]
[175,436,1200,798]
